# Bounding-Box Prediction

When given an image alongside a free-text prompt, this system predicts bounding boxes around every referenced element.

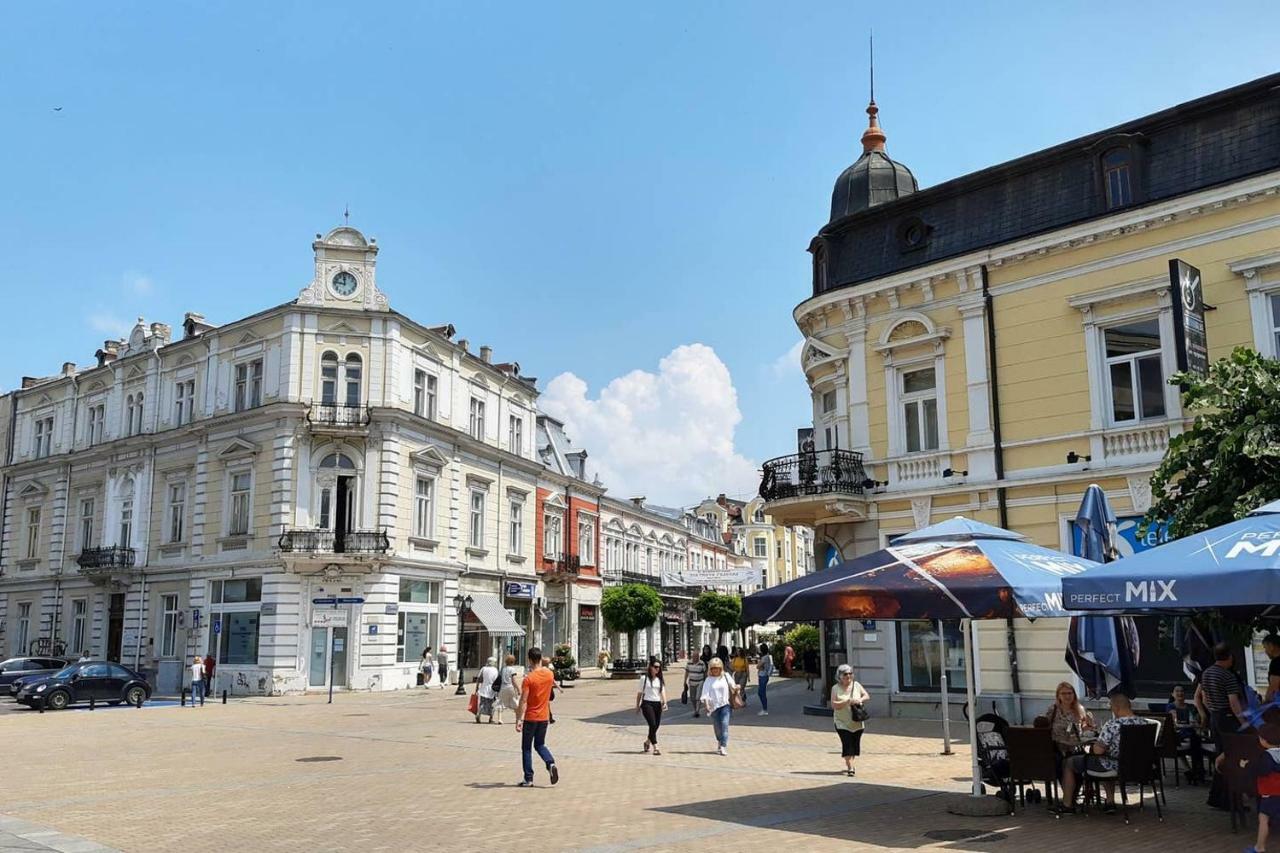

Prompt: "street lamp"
[453,594,473,696]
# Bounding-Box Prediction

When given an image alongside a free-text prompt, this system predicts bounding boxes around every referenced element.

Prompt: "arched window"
[1102,147,1133,210]
[319,453,356,470]
[316,452,357,532]
[344,354,362,407]
[124,395,135,436]
[320,351,339,405]
[134,392,144,435]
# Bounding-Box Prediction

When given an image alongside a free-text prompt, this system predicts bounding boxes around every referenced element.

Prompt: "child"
[1247,722,1280,853]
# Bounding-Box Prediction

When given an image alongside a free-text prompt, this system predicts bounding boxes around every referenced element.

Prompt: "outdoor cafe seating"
[1080,721,1164,824]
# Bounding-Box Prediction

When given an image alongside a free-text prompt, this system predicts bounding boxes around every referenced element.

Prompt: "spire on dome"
[860,33,886,154]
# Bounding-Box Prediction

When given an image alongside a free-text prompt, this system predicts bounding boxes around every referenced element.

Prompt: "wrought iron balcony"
[619,568,659,586]
[306,403,372,429]
[277,528,390,555]
[758,448,868,501]
[76,546,136,572]
[540,554,582,577]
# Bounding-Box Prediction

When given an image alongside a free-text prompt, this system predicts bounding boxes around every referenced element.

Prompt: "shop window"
[895,620,967,692]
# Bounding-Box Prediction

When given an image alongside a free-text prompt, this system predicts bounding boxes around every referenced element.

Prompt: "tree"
[694,591,742,647]
[781,624,820,660]
[1146,348,1280,539]
[601,584,663,664]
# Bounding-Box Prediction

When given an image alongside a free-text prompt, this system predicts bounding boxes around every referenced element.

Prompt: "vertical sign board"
[1168,259,1209,378]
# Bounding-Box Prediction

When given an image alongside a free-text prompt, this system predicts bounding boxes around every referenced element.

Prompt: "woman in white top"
[830,664,871,776]
[756,643,775,717]
[496,653,522,723]
[474,657,500,724]
[420,646,441,689]
[189,656,205,707]
[635,659,669,755]
[700,657,738,755]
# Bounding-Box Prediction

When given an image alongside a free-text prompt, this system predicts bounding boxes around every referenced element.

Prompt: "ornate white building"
[0,227,543,694]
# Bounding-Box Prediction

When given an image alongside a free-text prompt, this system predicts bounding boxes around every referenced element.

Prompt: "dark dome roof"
[829,102,918,221]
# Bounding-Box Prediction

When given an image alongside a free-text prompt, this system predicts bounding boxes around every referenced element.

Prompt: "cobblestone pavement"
[0,670,1246,851]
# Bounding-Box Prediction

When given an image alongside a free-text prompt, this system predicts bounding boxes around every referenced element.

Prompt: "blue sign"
[312,597,338,605]
[368,624,378,635]
[505,582,535,600]
[336,597,365,605]
[1069,515,1171,559]
[212,619,222,634]
[823,544,842,570]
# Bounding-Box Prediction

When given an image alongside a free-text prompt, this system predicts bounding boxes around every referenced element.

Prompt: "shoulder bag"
[728,676,746,710]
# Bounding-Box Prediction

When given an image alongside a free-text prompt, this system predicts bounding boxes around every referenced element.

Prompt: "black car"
[16,661,151,710]
[1,657,76,695]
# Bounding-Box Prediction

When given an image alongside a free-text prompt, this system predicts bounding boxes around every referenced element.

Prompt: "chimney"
[183,313,213,339]
[479,345,492,363]
[457,339,469,353]
[61,362,76,377]
[150,322,171,346]
[96,340,121,368]
[631,496,646,508]
[716,493,728,508]
[20,377,41,389]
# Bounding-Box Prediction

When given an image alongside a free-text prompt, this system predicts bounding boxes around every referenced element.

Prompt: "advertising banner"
[1168,258,1209,378]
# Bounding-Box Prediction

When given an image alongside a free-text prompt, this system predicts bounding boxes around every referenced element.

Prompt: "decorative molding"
[409,445,449,470]
[910,496,933,530]
[215,436,260,459]
[1126,475,1154,514]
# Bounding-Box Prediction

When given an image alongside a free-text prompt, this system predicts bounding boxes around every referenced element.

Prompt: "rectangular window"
[119,499,132,547]
[508,416,523,455]
[469,490,485,548]
[24,507,40,560]
[211,578,262,604]
[1269,293,1280,357]
[413,370,426,416]
[15,603,31,654]
[426,374,437,420]
[821,390,837,413]
[228,472,251,536]
[218,611,260,665]
[175,380,196,425]
[901,367,940,453]
[469,398,485,441]
[398,578,440,604]
[509,500,523,554]
[754,537,768,558]
[79,498,95,551]
[167,482,186,543]
[579,518,595,565]
[895,620,967,692]
[88,404,105,445]
[395,582,441,665]
[69,599,87,655]
[235,360,263,412]
[160,593,180,658]
[1104,319,1165,423]
[414,477,434,539]
[33,416,53,458]
[544,513,562,558]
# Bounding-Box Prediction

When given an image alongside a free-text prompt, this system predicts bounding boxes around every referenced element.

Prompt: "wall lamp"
[942,468,968,478]
[1066,451,1092,464]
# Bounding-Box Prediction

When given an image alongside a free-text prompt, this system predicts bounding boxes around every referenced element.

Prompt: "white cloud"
[540,344,760,507]
[123,271,154,295]
[86,310,130,338]
[769,338,804,382]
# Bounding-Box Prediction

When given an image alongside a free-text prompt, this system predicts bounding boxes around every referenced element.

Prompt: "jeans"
[711,705,731,748]
[640,700,663,745]
[521,720,555,782]
[190,681,203,706]
[757,675,769,711]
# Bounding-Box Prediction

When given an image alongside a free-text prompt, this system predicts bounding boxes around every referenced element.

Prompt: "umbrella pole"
[965,618,981,797]
[939,619,952,755]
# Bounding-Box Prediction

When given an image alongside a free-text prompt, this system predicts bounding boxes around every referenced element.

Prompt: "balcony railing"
[758,449,867,501]
[277,528,390,555]
[76,546,136,571]
[306,403,372,429]
[541,554,582,576]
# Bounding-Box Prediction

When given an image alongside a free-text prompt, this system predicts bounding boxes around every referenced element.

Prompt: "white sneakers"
[757,710,769,716]
[717,746,726,756]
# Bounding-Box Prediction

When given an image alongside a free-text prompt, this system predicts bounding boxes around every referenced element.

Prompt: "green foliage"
[781,624,820,658]
[551,643,576,674]
[600,584,663,635]
[1145,347,1280,539]
[693,591,742,632]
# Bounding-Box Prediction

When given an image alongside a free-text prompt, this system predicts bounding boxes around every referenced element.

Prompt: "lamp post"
[453,594,473,696]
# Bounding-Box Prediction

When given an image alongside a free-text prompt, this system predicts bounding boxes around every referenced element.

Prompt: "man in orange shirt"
[515,647,560,787]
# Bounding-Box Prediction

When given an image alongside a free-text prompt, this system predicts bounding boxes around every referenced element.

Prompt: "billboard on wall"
[1168,258,1209,378]
[662,558,757,588]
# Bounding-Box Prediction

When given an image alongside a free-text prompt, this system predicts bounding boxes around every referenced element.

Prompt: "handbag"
[851,704,870,723]
[681,684,689,705]
[728,677,745,710]
[467,692,479,715]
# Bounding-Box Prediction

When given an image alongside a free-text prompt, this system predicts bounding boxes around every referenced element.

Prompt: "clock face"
[331,271,358,297]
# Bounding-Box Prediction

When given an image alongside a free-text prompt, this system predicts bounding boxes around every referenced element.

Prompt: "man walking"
[515,647,560,788]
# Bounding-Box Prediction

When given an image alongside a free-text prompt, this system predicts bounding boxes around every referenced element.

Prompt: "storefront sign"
[1069,515,1170,559]
[505,581,536,600]
[312,610,349,629]
[662,559,756,588]
[260,603,277,616]
[1168,258,1209,378]
[579,606,596,620]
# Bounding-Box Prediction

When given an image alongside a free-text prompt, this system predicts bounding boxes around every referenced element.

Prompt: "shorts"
[1260,796,1280,821]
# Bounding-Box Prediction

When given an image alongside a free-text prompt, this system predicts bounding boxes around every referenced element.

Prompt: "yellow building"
[762,74,1280,718]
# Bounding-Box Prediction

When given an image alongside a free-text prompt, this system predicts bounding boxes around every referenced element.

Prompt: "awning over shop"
[463,594,525,637]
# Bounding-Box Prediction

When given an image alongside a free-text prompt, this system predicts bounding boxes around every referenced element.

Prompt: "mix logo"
[1225,534,1280,560]
[1125,580,1177,603]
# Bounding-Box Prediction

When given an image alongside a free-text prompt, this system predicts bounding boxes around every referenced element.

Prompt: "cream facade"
[0,226,542,694]
[763,77,1280,717]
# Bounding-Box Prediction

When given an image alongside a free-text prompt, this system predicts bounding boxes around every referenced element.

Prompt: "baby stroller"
[971,704,1020,807]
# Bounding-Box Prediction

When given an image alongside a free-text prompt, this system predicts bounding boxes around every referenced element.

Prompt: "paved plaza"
[0,670,1249,852]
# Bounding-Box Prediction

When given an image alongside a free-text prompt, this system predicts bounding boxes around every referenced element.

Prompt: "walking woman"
[731,648,750,707]
[420,646,441,689]
[830,664,870,776]
[685,645,710,718]
[636,660,669,755]
[700,657,738,756]
[496,653,522,724]
[756,643,774,717]
[475,656,500,724]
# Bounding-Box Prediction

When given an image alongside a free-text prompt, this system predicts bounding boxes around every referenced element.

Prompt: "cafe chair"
[1083,722,1163,825]
[1004,725,1058,812]
[1220,731,1265,833]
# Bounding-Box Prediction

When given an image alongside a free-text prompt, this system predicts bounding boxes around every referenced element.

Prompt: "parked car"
[0,657,76,695]
[15,661,151,710]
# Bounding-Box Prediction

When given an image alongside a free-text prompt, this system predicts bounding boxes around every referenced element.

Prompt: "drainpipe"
[982,265,1023,724]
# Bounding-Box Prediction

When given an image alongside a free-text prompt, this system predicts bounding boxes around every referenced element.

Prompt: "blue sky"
[3,2,1278,505]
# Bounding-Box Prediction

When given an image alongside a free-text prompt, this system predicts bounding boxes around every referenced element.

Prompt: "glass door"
[309,628,328,687]
[331,627,348,688]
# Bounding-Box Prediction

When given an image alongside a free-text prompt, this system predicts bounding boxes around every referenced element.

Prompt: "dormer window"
[812,243,828,293]
[1102,147,1134,209]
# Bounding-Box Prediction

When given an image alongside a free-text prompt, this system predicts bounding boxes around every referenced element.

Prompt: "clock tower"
[296,226,390,311]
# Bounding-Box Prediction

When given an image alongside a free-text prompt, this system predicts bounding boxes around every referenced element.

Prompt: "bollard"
[222,689,227,704]
[89,696,95,711]
[180,688,186,707]
[39,693,45,714]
